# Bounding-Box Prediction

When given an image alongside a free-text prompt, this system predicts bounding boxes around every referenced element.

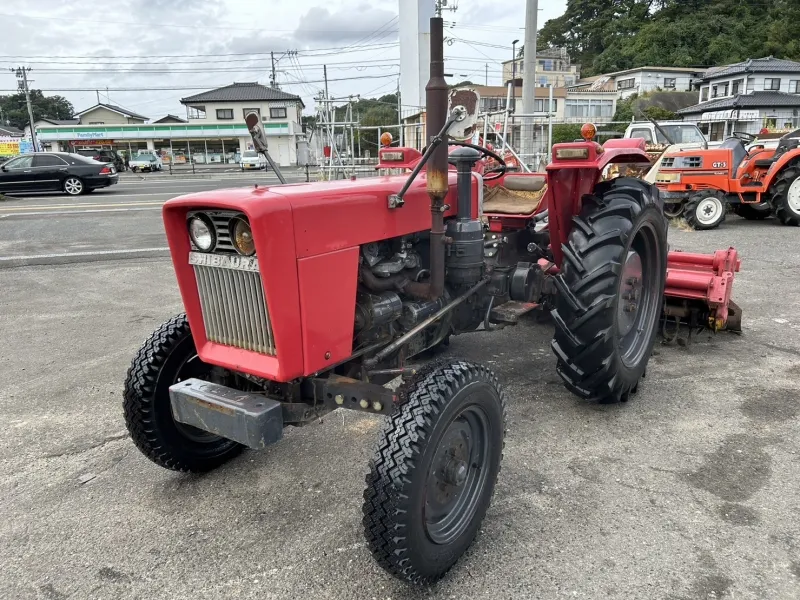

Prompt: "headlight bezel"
[188,213,215,252]
[229,216,256,256]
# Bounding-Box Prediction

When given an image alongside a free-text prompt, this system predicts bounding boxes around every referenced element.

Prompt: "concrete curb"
[0,248,170,269]
[118,174,307,181]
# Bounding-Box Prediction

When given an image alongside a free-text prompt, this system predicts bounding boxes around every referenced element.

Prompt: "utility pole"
[520,0,539,162]
[397,78,403,147]
[323,65,331,172]
[485,63,489,86]
[270,51,276,88]
[12,67,38,152]
[96,90,100,103]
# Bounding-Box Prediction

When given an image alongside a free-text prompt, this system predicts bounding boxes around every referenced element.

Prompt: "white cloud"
[0,0,566,118]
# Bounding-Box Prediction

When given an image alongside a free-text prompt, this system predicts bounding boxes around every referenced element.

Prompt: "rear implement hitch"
[662,247,741,342]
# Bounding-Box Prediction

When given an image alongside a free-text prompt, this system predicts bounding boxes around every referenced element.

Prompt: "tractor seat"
[753,137,800,169]
[502,174,546,192]
[483,174,547,215]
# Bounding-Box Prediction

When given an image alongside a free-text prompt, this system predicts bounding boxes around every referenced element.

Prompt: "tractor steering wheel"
[448,141,508,181]
[732,131,756,143]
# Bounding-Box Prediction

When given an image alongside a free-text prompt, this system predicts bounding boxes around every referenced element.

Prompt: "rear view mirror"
[245,111,269,153]
[447,88,480,141]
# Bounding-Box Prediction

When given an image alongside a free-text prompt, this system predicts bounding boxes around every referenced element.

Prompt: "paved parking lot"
[1,185,799,599]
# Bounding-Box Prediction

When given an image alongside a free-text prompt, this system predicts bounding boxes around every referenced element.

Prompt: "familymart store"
[35,121,297,166]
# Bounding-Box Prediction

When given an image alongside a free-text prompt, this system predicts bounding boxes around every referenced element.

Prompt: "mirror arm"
[389,113,459,208]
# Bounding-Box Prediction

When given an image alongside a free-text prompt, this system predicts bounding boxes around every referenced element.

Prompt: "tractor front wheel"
[769,164,800,226]
[684,191,726,230]
[123,313,243,472]
[551,178,667,403]
[363,359,506,584]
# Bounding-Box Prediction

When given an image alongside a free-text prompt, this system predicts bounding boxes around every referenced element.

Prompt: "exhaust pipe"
[426,16,448,300]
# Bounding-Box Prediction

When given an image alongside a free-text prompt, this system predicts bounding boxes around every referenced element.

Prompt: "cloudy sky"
[1,0,567,121]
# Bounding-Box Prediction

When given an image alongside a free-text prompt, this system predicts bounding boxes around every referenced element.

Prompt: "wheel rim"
[65,178,82,194]
[664,202,683,218]
[616,223,661,369]
[695,196,723,224]
[788,178,800,214]
[169,351,225,443]
[424,403,491,545]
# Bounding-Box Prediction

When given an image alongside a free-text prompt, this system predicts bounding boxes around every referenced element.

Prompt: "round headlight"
[230,217,255,256]
[188,215,215,251]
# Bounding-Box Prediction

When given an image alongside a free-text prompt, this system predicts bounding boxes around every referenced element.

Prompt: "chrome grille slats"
[190,253,275,355]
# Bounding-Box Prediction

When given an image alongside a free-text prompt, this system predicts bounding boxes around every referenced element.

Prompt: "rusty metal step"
[489,301,539,325]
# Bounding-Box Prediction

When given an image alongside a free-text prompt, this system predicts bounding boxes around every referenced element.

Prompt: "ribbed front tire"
[363,359,506,584]
[123,314,243,472]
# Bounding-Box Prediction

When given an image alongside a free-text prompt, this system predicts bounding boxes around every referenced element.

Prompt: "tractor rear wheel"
[769,164,800,226]
[363,359,506,584]
[551,178,667,403]
[734,202,772,220]
[684,191,726,230]
[123,313,243,472]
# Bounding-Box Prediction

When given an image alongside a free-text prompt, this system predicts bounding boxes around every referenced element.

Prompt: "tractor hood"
[163,171,462,259]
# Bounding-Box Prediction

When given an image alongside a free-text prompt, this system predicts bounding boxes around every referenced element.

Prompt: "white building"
[34,83,306,166]
[502,47,581,88]
[180,83,305,165]
[678,57,800,140]
[579,66,705,99]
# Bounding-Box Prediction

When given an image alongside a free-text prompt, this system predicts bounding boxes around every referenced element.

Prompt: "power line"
[0,73,401,93]
[0,12,399,33]
[336,16,399,52]
[3,57,401,69]
[0,42,399,61]
[6,65,400,75]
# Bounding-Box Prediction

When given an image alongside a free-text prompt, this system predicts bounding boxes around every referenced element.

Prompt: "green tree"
[613,93,679,122]
[552,123,584,144]
[327,93,399,156]
[0,90,74,130]
[538,0,800,77]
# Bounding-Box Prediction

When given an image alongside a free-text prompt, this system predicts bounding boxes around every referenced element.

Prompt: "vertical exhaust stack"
[426,16,448,300]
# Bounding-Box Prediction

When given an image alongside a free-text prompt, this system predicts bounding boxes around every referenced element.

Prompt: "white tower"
[399,0,436,119]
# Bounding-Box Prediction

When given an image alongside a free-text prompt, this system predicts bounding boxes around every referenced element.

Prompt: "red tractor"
[123,18,741,584]
[655,130,800,229]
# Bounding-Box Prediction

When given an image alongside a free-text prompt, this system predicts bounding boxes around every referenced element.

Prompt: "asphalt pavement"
[1,182,799,599]
[0,171,307,266]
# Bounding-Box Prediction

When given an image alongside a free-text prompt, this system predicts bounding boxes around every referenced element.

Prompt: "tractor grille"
[190,252,276,355]
[685,156,703,168]
[661,156,703,169]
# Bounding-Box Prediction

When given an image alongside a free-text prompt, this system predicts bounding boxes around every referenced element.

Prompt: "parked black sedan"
[0,152,119,196]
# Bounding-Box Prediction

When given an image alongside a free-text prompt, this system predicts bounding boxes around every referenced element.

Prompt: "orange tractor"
[654,130,800,229]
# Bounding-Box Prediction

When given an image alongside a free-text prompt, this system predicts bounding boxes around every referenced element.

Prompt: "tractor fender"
[763,150,800,188]
[545,138,651,268]
[598,137,652,174]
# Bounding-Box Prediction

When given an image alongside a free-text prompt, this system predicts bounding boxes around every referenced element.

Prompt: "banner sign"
[0,136,20,156]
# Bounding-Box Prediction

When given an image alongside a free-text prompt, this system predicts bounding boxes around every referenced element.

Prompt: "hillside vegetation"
[538,0,800,76]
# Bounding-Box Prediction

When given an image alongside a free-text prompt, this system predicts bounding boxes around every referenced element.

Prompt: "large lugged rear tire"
[769,163,800,226]
[123,314,243,472]
[551,178,668,403]
[684,190,726,230]
[363,359,506,584]
[734,202,771,220]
